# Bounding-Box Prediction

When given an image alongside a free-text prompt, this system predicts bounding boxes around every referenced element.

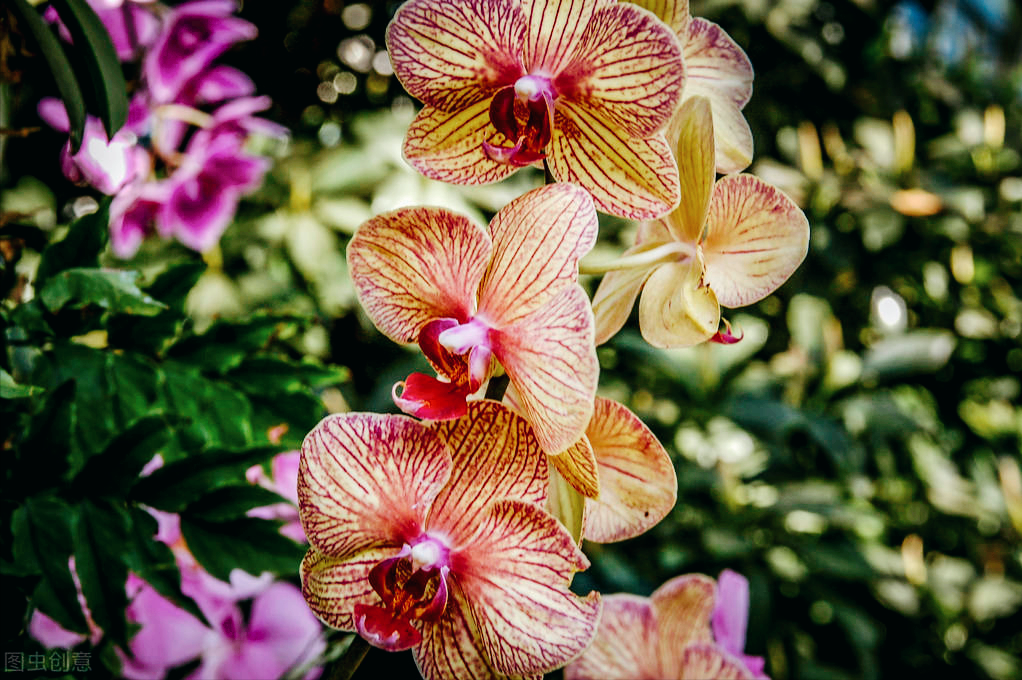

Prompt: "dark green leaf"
[71,414,184,497]
[184,485,290,522]
[167,316,297,373]
[1,368,43,399]
[39,268,167,317]
[146,260,208,312]
[179,516,305,582]
[35,203,109,286]
[14,381,76,495]
[161,364,253,446]
[227,356,348,394]
[72,499,131,645]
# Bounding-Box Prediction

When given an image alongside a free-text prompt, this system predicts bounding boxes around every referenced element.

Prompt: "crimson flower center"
[484,74,556,167]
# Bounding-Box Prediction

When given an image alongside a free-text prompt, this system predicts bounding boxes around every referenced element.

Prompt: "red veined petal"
[627,0,691,33]
[591,260,653,346]
[299,546,399,631]
[651,574,716,673]
[426,400,548,545]
[521,0,602,75]
[564,594,662,680]
[495,285,598,454]
[638,260,720,348]
[392,374,470,421]
[556,2,684,139]
[414,585,495,680]
[582,397,676,543]
[386,0,525,111]
[298,413,451,559]
[347,206,491,344]
[404,102,523,186]
[549,435,600,498]
[477,183,598,327]
[456,499,601,677]
[549,107,679,220]
[665,96,715,244]
[682,644,756,679]
[702,174,810,308]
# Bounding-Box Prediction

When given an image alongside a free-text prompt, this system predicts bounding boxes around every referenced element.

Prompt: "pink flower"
[712,570,768,678]
[298,400,601,679]
[247,451,306,543]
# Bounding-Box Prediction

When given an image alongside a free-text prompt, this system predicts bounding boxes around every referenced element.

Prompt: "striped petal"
[591,257,655,346]
[627,0,691,33]
[549,107,679,219]
[521,0,602,75]
[556,2,684,139]
[386,0,525,111]
[414,586,495,680]
[665,96,715,244]
[426,400,548,546]
[404,102,523,186]
[702,174,810,308]
[682,644,756,679]
[495,285,598,454]
[681,18,755,173]
[347,206,491,343]
[299,546,398,631]
[564,594,661,680]
[651,574,715,673]
[457,499,601,677]
[638,260,720,348]
[478,183,598,327]
[582,397,676,543]
[298,413,451,559]
[549,435,600,499]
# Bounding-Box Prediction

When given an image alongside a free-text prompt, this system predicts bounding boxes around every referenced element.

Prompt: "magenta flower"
[387,0,686,219]
[145,0,257,103]
[712,570,768,678]
[298,400,601,679]
[347,183,599,455]
[247,451,306,543]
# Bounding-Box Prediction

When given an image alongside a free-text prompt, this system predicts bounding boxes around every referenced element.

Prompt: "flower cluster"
[40,0,283,257]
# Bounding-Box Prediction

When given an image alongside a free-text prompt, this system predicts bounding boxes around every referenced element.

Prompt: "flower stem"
[578,241,691,276]
[324,635,371,680]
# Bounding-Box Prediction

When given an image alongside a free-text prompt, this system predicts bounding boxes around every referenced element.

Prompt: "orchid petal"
[495,285,597,454]
[564,594,661,680]
[547,466,587,545]
[299,414,451,559]
[651,574,715,672]
[403,103,521,186]
[427,400,547,544]
[386,0,525,111]
[666,96,715,244]
[638,260,720,348]
[521,0,601,75]
[478,183,598,326]
[125,581,210,669]
[627,0,691,33]
[300,547,398,631]
[583,397,676,543]
[682,18,755,173]
[549,108,679,219]
[590,241,664,345]
[556,2,684,139]
[347,207,491,344]
[246,582,325,674]
[415,587,494,680]
[392,374,470,421]
[457,499,601,677]
[702,174,810,308]
[682,644,756,679]
[712,569,750,656]
[549,435,600,498]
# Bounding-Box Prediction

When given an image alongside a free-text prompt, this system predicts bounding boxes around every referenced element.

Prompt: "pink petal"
[386,0,524,111]
[38,98,71,132]
[300,546,397,631]
[495,284,597,454]
[582,397,676,543]
[126,581,210,670]
[682,644,756,679]
[650,574,716,672]
[638,259,720,348]
[477,183,598,327]
[426,400,548,544]
[564,594,661,680]
[413,587,493,680]
[298,413,452,559]
[456,499,601,677]
[347,206,491,344]
[522,0,600,75]
[28,610,87,649]
[702,174,810,308]
[556,2,684,139]
[548,109,679,220]
[665,96,715,244]
[245,582,326,676]
[160,175,240,253]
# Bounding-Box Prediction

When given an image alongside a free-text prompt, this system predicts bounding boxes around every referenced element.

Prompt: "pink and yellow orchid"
[347,183,599,455]
[630,0,755,173]
[591,96,809,348]
[565,571,767,679]
[298,400,601,680]
[386,0,686,220]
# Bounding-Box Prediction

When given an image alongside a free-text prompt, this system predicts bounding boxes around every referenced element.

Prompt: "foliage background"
[2,0,1020,678]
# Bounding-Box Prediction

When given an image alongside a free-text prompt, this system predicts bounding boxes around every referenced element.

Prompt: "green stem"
[323,635,372,680]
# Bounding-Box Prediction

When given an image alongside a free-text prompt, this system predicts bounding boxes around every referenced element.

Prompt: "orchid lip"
[514,74,554,103]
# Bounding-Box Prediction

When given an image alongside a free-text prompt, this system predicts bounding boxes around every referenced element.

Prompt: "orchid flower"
[298,400,601,680]
[347,183,599,455]
[247,451,306,543]
[630,0,755,173]
[386,0,686,220]
[590,96,810,348]
[565,572,767,679]
[712,570,768,678]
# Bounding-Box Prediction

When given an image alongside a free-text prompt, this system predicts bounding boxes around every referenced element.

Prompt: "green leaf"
[161,364,253,446]
[0,368,43,399]
[39,268,167,316]
[146,260,208,312]
[185,485,291,522]
[73,499,131,646]
[179,516,305,582]
[50,0,129,137]
[14,381,76,496]
[167,316,297,373]
[227,356,348,394]
[71,414,184,497]
[8,0,87,150]
[35,202,109,286]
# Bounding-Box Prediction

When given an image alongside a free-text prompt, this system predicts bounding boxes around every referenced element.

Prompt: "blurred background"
[3,0,1020,678]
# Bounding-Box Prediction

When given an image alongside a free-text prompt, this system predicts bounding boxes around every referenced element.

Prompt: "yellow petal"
[549,435,600,499]
[626,0,691,33]
[414,587,495,680]
[522,0,601,74]
[682,645,755,679]
[702,174,810,308]
[650,574,716,672]
[638,259,720,348]
[583,397,676,543]
[299,546,397,630]
[591,260,652,346]
[564,594,662,680]
[546,464,587,545]
[666,96,715,244]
